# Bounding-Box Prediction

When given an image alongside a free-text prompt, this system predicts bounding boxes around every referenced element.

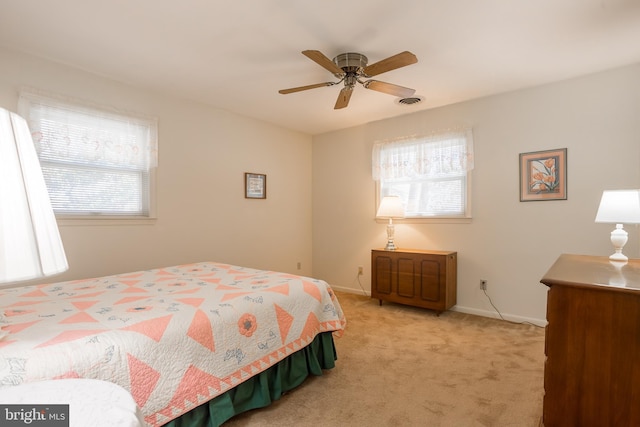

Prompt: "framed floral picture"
[519,148,567,201]
[245,173,266,199]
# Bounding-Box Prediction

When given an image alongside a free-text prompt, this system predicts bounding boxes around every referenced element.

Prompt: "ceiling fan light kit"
[333,52,369,74]
[279,50,418,109]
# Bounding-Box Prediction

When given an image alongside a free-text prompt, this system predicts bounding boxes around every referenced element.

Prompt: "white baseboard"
[331,285,547,327]
[451,305,547,327]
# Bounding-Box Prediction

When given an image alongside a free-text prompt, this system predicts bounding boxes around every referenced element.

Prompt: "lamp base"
[384,222,398,251]
[384,241,398,251]
[609,224,629,262]
[609,252,628,262]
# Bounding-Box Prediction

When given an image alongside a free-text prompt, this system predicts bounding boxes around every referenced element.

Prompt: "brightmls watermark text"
[0,405,69,426]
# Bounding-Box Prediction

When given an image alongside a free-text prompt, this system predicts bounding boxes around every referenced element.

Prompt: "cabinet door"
[419,258,442,302]
[397,256,417,298]
[374,254,393,296]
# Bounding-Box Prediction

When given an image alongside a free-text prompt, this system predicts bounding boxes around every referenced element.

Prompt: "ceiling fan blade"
[302,50,344,75]
[363,80,416,98]
[334,87,353,109]
[363,51,418,77]
[279,82,336,94]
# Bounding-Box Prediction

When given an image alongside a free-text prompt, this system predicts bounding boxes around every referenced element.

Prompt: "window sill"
[57,216,157,226]
[376,217,472,224]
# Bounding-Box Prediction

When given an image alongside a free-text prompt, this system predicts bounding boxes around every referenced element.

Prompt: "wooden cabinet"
[371,249,457,314]
[540,254,640,427]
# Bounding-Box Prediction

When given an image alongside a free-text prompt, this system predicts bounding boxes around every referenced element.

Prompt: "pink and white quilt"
[0,262,346,426]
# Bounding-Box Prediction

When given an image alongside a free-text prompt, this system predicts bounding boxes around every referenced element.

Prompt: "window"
[372,129,474,219]
[18,91,158,220]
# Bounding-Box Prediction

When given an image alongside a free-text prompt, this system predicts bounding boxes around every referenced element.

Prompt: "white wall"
[3,47,639,325]
[312,63,640,325]
[0,47,314,283]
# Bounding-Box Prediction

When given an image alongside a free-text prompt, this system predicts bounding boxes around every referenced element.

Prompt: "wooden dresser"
[540,254,640,427]
[371,248,457,314]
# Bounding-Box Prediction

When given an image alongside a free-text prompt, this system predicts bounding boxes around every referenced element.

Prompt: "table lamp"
[377,195,405,251]
[595,189,640,261]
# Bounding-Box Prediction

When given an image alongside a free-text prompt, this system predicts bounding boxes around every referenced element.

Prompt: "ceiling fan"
[279,50,418,109]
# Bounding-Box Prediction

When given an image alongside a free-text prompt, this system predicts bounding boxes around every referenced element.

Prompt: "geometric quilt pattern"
[0,262,346,426]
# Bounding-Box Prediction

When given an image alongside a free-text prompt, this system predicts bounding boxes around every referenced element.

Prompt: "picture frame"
[245,173,266,199]
[519,148,567,202]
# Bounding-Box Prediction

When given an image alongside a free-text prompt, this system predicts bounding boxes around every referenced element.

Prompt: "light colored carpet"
[225,291,545,426]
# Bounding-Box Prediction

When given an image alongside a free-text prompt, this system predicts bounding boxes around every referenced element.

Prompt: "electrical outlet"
[358,266,364,276]
[297,262,301,270]
[480,279,487,290]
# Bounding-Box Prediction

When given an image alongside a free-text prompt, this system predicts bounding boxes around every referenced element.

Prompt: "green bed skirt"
[163,331,337,427]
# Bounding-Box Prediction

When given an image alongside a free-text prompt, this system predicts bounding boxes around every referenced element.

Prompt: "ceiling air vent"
[396,96,423,106]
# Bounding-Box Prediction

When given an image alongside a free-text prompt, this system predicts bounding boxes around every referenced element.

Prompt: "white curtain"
[372,129,474,181]
[18,91,158,171]
[0,108,68,284]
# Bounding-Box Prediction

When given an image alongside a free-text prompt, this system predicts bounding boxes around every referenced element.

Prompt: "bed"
[0,262,346,426]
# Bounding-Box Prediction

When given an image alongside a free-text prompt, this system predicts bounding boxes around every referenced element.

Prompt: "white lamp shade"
[595,190,640,224]
[377,196,405,218]
[0,108,68,284]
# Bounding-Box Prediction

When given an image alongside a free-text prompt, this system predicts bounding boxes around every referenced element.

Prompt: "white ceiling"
[1,1,640,135]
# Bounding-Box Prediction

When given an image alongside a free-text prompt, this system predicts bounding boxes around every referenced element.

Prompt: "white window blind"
[18,91,158,218]
[372,129,474,218]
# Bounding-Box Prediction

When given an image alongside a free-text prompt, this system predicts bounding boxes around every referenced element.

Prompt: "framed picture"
[519,148,567,202]
[245,173,266,199]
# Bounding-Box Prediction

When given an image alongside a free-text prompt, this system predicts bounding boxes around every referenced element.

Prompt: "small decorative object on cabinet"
[371,249,457,315]
[540,254,640,427]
